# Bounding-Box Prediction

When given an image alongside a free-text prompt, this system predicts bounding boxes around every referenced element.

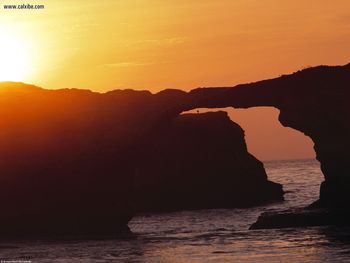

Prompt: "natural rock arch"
[152,63,350,208]
[0,62,348,234]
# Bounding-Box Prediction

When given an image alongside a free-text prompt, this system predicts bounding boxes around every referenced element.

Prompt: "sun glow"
[0,30,31,81]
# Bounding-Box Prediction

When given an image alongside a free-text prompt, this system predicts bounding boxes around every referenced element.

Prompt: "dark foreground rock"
[250,208,350,230]
[2,61,348,233]
[0,82,282,235]
[134,111,283,212]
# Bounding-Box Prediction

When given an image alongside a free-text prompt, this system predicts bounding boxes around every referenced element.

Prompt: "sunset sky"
[1,0,349,160]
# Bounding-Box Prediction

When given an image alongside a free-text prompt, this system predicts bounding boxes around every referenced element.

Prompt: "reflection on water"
[1,159,350,262]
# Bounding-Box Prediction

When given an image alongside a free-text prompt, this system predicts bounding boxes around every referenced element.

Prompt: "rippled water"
[2,159,350,262]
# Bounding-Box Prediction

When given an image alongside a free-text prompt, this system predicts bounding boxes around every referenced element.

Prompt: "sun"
[0,31,30,82]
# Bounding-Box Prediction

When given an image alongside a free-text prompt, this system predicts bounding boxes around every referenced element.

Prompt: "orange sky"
[1,0,349,160]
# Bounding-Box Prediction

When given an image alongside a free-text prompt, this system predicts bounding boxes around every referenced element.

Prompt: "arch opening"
[182,106,323,208]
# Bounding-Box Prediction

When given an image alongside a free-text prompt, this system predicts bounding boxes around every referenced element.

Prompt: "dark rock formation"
[0,83,137,235]
[250,209,350,230]
[134,111,283,212]
[2,61,347,232]
[176,64,350,209]
[140,63,349,228]
[159,63,348,228]
[0,82,282,235]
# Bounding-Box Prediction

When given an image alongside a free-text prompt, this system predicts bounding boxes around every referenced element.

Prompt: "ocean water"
[2,159,350,262]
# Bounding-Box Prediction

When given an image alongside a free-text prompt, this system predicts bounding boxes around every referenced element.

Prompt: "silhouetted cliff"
[0,82,282,235]
[177,64,350,210]
[2,61,346,232]
[158,63,349,228]
[134,111,283,212]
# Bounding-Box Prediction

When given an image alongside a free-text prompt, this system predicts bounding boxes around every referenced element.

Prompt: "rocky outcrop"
[134,111,283,212]
[0,83,138,235]
[160,64,348,228]
[156,64,350,210]
[250,209,350,229]
[0,82,283,235]
[2,61,346,232]
[166,63,348,229]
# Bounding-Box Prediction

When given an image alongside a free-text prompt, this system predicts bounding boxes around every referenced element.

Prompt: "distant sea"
[2,159,350,262]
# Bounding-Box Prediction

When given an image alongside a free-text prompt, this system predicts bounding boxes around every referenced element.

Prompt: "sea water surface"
[2,159,350,262]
